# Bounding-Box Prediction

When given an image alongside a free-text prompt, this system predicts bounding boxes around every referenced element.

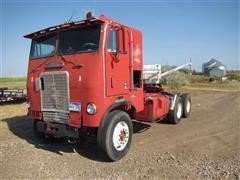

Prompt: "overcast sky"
[1,0,239,77]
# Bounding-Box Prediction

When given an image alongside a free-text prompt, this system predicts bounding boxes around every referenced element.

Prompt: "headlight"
[86,103,97,115]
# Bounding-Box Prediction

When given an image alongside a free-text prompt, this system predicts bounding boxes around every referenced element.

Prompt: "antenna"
[92,0,96,15]
[67,11,75,23]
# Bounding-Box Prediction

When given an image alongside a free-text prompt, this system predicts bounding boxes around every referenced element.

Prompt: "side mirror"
[109,52,119,62]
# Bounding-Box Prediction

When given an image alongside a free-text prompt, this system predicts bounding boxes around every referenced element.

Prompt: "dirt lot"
[0,90,239,179]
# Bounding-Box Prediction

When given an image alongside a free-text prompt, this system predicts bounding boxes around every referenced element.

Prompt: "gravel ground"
[0,91,239,179]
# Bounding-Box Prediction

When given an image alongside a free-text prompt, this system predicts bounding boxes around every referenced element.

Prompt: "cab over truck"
[25,12,191,161]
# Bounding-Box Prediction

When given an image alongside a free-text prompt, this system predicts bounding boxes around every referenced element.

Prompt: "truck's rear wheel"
[168,96,183,124]
[180,93,191,118]
[97,110,133,161]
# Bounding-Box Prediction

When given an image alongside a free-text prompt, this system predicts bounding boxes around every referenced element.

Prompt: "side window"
[107,29,117,52]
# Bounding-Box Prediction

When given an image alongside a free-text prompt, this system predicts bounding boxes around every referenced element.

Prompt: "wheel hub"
[119,130,127,141]
[112,121,129,151]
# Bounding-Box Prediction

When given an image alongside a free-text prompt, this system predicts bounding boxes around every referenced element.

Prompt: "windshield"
[59,24,101,55]
[30,34,56,59]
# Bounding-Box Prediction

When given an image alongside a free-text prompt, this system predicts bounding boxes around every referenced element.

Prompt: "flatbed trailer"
[0,87,27,104]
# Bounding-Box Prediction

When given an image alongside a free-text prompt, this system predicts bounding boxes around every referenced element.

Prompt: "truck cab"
[25,12,191,161]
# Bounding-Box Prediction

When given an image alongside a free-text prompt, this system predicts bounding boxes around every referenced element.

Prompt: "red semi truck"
[25,12,191,161]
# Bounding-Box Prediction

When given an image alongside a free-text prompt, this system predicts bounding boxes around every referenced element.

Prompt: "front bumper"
[36,120,79,138]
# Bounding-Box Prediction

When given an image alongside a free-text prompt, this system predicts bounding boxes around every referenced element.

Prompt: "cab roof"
[24,15,116,39]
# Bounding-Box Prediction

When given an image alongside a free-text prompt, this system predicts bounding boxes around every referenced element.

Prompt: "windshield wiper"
[31,51,55,73]
[58,49,66,61]
[58,49,84,68]
[31,49,84,73]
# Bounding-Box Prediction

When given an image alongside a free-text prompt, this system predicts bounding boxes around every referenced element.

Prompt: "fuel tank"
[134,93,170,122]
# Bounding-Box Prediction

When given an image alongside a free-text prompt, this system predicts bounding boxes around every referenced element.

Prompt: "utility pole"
[189,58,192,76]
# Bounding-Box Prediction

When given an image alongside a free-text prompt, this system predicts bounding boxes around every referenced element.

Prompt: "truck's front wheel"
[97,110,133,161]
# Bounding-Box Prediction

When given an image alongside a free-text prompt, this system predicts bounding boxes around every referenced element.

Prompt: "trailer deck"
[0,87,27,104]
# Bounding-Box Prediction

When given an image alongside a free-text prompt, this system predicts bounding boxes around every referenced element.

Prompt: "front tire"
[97,110,133,161]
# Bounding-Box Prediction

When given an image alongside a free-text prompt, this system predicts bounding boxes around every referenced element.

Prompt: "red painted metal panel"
[26,16,145,128]
[105,25,130,96]
[134,93,170,122]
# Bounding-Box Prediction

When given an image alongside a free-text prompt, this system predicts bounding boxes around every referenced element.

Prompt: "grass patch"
[0,77,26,89]
[187,75,240,92]
[186,82,240,92]
[226,70,240,81]
[163,74,240,92]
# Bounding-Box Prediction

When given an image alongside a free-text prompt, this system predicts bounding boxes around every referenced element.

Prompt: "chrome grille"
[43,112,69,124]
[40,71,69,123]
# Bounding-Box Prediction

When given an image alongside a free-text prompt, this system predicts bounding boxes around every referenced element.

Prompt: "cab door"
[105,26,130,97]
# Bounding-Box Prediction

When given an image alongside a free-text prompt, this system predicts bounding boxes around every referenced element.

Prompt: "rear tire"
[97,110,133,161]
[168,96,183,124]
[180,93,191,118]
